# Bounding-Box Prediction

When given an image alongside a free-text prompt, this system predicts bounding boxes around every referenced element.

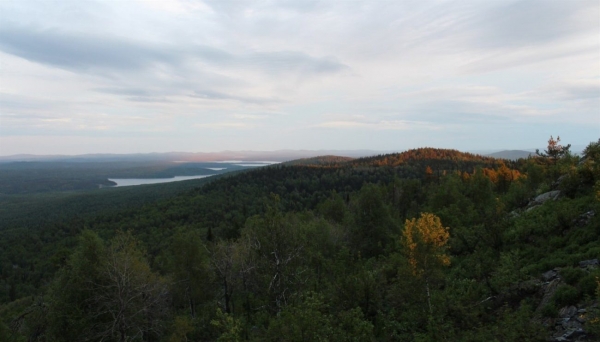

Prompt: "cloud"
[244,51,347,75]
[93,87,174,103]
[0,23,347,77]
[0,25,178,72]
[94,87,155,97]
[472,0,598,49]
[314,119,439,131]
[194,121,257,129]
[190,90,281,105]
[233,114,268,120]
[1,0,598,154]
[530,79,600,101]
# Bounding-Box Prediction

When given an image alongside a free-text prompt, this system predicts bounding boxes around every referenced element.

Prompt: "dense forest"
[1,142,599,341]
[0,161,253,195]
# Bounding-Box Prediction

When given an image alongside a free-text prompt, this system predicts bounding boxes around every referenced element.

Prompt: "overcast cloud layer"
[0,0,598,155]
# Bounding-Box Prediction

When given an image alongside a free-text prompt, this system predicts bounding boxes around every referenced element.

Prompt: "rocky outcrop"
[525,190,561,212]
[573,211,595,228]
[578,259,599,269]
[537,278,561,314]
[537,260,600,341]
[543,269,559,282]
[551,306,588,341]
[533,190,561,205]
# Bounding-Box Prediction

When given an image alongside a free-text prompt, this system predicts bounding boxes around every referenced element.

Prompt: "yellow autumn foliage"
[403,212,450,277]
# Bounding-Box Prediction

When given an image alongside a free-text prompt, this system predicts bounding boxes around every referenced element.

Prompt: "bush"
[579,273,600,297]
[560,267,585,286]
[541,303,558,318]
[553,285,580,307]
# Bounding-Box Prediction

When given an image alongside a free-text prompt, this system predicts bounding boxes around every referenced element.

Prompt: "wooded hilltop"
[1,139,599,342]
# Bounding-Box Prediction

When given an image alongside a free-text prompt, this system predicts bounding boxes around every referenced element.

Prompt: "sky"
[0,0,598,155]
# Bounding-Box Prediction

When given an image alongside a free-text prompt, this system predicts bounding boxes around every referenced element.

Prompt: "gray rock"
[574,211,595,227]
[537,279,561,314]
[527,190,561,210]
[578,259,599,268]
[534,190,561,204]
[562,328,586,340]
[543,269,558,281]
[553,175,568,188]
[562,318,582,330]
[559,306,578,318]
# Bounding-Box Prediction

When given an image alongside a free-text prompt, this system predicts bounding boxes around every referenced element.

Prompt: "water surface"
[108,175,212,187]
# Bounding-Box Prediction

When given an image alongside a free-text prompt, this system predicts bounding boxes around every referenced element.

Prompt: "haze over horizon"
[1,0,598,156]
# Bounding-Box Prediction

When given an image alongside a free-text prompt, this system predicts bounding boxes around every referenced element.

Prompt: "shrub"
[541,303,558,318]
[560,267,585,286]
[553,285,580,307]
[579,272,600,298]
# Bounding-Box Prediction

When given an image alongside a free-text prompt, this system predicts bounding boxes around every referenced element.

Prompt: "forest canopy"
[1,143,599,341]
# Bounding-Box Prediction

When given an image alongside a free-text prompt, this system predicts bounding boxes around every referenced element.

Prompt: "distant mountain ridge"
[0,150,388,163]
[486,150,535,160]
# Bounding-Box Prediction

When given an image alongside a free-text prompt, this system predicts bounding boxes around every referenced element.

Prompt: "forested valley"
[1,142,599,342]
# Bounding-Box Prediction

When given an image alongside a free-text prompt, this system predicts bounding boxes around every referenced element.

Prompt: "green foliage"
[0,320,11,342]
[167,227,212,318]
[211,309,243,342]
[541,303,558,318]
[491,250,526,290]
[3,141,600,341]
[468,304,547,341]
[579,271,600,297]
[266,292,335,341]
[46,230,169,342]
[536,135,571,161]
[318,191,347,224]
[560,267,585,285]
[351,184,394,258]
[266,293,375,342]
[584,277,600,337]
[583,139,600,160]
[168,315,195,342]
[553,285,580,308]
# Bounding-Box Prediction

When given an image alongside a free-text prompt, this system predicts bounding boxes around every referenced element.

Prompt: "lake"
[108,175,213,187]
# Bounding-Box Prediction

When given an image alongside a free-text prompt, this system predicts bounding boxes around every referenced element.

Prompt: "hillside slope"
[1,144,598,341]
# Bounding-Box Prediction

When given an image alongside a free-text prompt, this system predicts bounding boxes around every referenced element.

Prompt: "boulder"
[578,259,599,268]
[562,328,586,340]
[533,190,561,204]
[542,269,558,282]
[559,306,578,318]
[526,190,560,210]
[536,278,561,314]
[573,211,595,227]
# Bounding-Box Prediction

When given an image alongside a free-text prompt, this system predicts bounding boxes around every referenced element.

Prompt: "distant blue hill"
[486,150,534,160]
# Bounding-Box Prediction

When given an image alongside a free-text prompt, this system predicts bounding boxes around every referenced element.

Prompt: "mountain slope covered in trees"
[1,144,599,341]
